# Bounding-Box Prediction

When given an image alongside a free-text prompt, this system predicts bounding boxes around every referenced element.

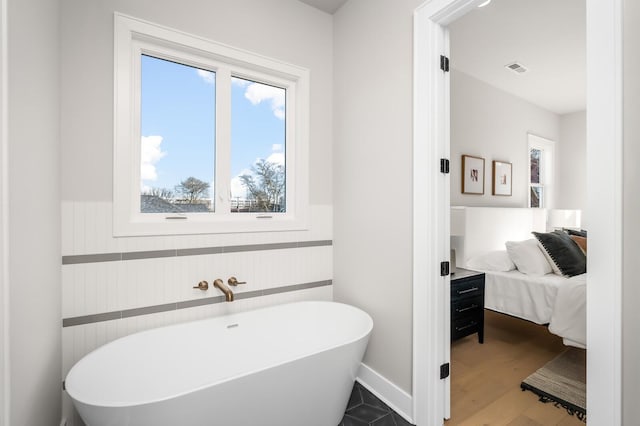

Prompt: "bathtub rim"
[65,300,373,408]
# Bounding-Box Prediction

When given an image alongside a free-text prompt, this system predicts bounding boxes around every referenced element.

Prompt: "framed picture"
[492,160,512,196]
[461,155,485,194]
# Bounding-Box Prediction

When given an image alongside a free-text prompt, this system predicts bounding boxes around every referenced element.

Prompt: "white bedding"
[549,273,587,348]
[482,269,587,348]
[484,270,568,325]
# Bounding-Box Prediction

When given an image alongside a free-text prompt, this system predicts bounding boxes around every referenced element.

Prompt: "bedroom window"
[529,148,543,207]
[113,14,309,236]
[528,134,555,208]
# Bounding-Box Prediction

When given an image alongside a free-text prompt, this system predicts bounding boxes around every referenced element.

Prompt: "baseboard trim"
[357,363,414,424]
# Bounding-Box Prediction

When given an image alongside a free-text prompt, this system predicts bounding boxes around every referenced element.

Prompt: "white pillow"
[505,239,553,276]
[466,250,516,272]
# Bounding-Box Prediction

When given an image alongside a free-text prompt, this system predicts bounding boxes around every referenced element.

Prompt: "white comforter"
[484,270,568,325]
[483,270,587,348]
[549,273,587,348]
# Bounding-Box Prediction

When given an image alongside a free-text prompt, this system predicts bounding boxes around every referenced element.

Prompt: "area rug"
[521,347,586,422]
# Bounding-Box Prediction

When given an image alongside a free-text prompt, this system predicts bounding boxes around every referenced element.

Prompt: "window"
[528,134,555,208]
[114,14,309,236]
[140,55,216,214]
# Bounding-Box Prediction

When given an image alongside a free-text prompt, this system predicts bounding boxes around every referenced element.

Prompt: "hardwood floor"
[446,310,586,426]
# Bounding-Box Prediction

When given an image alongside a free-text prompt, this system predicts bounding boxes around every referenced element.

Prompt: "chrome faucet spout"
[213,279,234,302]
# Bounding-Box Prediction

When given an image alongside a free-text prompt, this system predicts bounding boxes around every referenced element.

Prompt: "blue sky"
[140,55,285,199]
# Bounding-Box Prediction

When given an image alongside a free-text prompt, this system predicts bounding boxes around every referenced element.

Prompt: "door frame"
[412,0,623,425]
[0,0,9,424]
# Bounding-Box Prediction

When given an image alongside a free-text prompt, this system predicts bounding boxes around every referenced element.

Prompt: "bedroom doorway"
[412,0,623,425]
[446,1,584,423]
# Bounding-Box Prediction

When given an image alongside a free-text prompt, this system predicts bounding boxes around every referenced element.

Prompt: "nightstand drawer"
[451,315,481,341]
[452,297,482,316]
[451,279,482,300]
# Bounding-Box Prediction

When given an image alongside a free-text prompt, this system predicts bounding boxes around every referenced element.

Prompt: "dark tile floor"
[339,382,414,426]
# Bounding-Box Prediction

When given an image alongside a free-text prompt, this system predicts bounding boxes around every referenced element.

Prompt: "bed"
[451,206,586,348]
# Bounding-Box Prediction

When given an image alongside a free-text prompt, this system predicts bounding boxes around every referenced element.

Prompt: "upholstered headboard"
[451,207,547,268]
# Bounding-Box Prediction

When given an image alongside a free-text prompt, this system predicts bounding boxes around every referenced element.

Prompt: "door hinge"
[440,261,450,276]
[440,363,450,379]
[440,55,450,72]
[440,158,450,174]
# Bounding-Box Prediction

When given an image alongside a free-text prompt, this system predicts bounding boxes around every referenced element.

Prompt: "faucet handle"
[227,276,246,286]
[193,281,209,291]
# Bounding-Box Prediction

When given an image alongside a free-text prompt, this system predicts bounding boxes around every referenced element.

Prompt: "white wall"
[623,0,640,422]
[7,0,61,424]
[557,111,586,216]
[450,69,560,207]
[60,1,334,424]
[61,0,333,204]
[333,0,422,395]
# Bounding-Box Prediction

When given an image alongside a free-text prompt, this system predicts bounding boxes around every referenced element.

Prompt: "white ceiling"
[448,0,586,115]
[297,0,348,14]
[298,0,585,114]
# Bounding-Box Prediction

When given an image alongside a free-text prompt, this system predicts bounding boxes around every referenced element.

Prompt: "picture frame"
[461,155,485,194]
[492,160,512,196]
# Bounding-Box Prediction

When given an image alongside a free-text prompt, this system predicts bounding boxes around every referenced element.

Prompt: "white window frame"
[113,13,309,236]
[527,133,555,209]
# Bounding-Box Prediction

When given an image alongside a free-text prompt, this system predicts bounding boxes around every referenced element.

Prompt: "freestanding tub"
[65,301,373,426]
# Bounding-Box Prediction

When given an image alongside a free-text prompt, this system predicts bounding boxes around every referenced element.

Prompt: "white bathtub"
[65,301,373,426]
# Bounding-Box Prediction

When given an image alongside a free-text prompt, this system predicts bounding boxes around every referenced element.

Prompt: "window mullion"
[216,67,232,216]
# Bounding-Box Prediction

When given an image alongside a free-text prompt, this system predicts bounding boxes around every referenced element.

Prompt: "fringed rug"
[521,347,586,422]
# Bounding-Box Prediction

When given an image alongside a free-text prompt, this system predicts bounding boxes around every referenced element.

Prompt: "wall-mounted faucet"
[193,281,209,291]
[227,276,246,286]
[213,279,234,302]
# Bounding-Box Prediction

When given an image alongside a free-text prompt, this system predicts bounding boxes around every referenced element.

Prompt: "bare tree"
[175,177,210,203]
[239,160,285,212]
[142,187,174,200]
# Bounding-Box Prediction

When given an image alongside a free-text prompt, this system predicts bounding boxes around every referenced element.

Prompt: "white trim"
[414,0,623,425]
[357,363,413,424]
[413,2,487,424]
[412,10,443,425]
[0,0,9,423]
[586,0,623,424]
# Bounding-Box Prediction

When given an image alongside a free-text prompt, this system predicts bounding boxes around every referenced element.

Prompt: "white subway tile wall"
[61,201,333,426]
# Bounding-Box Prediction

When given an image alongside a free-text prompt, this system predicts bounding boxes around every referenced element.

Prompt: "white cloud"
[265,152,284,166]
[271,144,283,152]
[196,69,215,85]
[140,135,166,186]
[244,82,285,120]
[230,168,252,199]
[272,108,285,120]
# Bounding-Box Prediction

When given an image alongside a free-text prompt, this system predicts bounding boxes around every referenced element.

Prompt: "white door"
[441,27,452,420]
[412,7,451,425]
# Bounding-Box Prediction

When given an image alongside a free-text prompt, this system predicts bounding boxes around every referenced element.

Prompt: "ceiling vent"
[505,61,528,74]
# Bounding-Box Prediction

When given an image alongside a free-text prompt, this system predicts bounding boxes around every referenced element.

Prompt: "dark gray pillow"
[532,230,586,277]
